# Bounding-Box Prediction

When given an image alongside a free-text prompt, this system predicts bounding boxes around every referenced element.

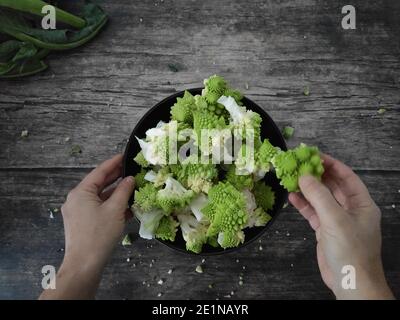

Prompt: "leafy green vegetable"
[0,0,86,29]
[0,1,108,77]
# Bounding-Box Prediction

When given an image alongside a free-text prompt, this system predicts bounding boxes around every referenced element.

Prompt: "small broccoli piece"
[271,143,324,192]
[155,216,179,241]
[177,213,208,254]
[133,205,165,239]
[253,139,280,180]
[241,189,272,228]
[177,160,218,193]
[253,181,275,212]
[223,88,243,104]
[246,208,272,228]
[134,151,149,168]
[217,230,245,248]
[189,193,209,222]
[170,91,195,124]
[225,165,254,190]
[136,121,180,165]
[207,234,219,248]
[134,169,148,189]
[157,177,195,214]
[217,95,262,142]
[282,126,294,140]
[144,167,171,187]
[202,182,248,249]
[134,183,159,211]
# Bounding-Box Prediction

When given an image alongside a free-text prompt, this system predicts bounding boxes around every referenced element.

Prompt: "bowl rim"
[122,88,288,256]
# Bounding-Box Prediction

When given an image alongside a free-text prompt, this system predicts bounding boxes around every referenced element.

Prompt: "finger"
[99,186,117,201]
[289,192,316,220]
[322,172,347,207]
[125,209,133,221]
[104,176,135,212]
[299,175,344,227]
[289,193,320,231]
[322,154,371,195]
[79,154,123,194]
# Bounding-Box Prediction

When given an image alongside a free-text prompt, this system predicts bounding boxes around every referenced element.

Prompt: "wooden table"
[0,0,399,299]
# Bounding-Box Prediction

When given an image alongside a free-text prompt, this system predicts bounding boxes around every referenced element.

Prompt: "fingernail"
[125,176,134,184]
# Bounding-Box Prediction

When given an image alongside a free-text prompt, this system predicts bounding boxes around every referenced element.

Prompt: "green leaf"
[0,39,21,61]
[0,3,107,50]
[0,0,86,29]
[0,40,48,78]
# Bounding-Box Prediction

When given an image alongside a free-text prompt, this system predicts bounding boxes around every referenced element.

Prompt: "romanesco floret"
[134,168,148,189]
[177,213,208,253]
[217,95,262,142]
[157,177,195,214]
[177,160,218,193]
[202,182,248,249]
[271,143,324,192]
[144,167,171,187]
[242,189,272,228]
[134,183,159,211]
[155,216,179,241]
[256,139,280,173]
[253,181,275,211]
[134,151,149,168]
[133,205,164,240]
[225,165,254,190]
[246,208,272,228]
[171,91,195,124]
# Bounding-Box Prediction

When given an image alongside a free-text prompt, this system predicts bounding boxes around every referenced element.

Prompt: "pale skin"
[39,153,394,300]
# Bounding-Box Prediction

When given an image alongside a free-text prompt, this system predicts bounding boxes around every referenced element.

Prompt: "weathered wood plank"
[0,169,398,299]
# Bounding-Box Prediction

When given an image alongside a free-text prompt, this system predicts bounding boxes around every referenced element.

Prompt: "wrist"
[334,262,394,300]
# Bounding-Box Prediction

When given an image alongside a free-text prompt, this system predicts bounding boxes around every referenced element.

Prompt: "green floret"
[177,160,219,193]
[134,169,147,189]
[133,205,164,239]
[246,207,272,228]
[134,183,159,211]
[256,139,280,172]
[155,216,179,241]
[217,95,262,142]
[271,143,324,192]
[224,88,243,103]
[193,110,226,136]
[225,165,254,190]
[217,230,245,248]
[253,181,275,211]
[207,234,219,248]
[204,75,227,94]
[157,177,195,214]
[202,182,248,249]
[134,151,149,168]
[171,91,195,124]
[144,167,171,187]
[177,213,208,254]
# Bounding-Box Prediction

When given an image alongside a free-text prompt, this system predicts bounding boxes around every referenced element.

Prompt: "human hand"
[289,154,394,300]
[40,154,135,299]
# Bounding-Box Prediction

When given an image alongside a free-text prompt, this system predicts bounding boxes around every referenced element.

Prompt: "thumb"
[299,175,344,226]
[105,176,135,212]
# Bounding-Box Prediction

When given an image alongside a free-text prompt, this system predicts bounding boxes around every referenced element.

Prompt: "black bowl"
[123,88,288,255]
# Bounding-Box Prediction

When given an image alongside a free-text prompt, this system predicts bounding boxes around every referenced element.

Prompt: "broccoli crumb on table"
[0,0,399,300]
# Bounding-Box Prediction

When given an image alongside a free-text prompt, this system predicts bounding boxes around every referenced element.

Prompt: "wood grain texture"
[0,0,399,299]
